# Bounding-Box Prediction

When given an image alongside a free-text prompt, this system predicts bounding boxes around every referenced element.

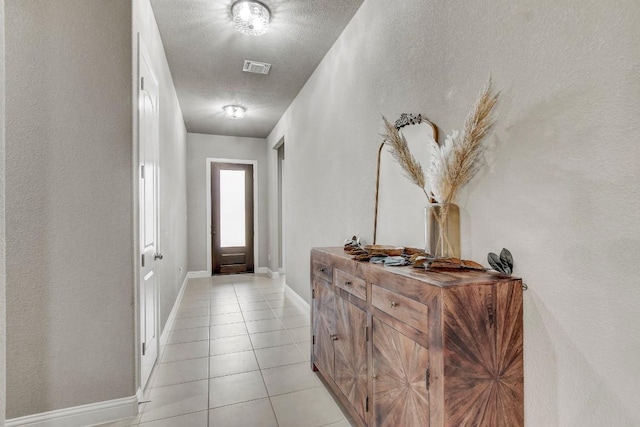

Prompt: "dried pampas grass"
[381,76,499,204]
[381,116,430,200]
[427,77,499,204]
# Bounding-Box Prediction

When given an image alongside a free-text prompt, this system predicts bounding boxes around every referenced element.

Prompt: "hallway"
[104,274,352,427]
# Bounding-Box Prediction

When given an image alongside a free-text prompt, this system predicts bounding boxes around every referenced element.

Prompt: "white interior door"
[138,41,160,389]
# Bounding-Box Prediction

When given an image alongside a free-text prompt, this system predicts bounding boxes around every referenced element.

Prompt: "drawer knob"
[330,334,339,341]
[318,267,326,273]
[344,281,352,286]
[389,301,398,308]
[371,374,377,380]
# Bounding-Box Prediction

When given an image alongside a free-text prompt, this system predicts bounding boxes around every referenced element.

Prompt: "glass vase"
[425,203,461,259]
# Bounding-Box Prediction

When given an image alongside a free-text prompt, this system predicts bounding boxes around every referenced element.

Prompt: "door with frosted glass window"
[211,162,254,274]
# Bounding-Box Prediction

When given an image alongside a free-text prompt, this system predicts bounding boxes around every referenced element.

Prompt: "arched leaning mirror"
[374,113,438,249]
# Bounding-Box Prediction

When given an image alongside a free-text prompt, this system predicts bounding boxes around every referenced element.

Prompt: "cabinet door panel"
[443,283,524,427]
[335,297,368,421]
[372,318,429,427]
[313,276,335,376]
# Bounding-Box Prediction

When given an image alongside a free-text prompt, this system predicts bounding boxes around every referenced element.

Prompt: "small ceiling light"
[232,0,270,36]
[223,105,246,119]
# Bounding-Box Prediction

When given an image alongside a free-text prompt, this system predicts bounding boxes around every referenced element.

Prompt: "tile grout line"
[250,284,283,427]
[206,274,215,427]
[231,278,275,425]
[270,281,352,427]
[158,274,342,427]
[138,278,209,425]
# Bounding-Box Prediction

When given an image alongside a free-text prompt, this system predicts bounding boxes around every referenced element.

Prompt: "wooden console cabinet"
[310,247,524,427]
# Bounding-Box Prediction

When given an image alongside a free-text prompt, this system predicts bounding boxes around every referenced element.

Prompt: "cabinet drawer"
[372,284,428,333]
[312,260,333,283]
[334,269,366,301]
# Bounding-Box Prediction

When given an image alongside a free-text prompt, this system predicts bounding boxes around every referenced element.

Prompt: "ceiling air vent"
[243,60,271,75]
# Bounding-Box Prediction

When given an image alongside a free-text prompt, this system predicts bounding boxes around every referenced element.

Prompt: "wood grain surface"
[443,282,524,426]
[335,297,368,421]
[372,318,430,427]
[312,275,335,377]
[335,268,367,301]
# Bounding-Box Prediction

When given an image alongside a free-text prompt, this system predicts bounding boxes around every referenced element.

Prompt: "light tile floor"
[101,274,353,427]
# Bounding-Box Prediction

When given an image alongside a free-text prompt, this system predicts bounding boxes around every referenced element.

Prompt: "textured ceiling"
[150,0,365,138]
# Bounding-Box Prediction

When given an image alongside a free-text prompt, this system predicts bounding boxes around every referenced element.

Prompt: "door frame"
[206,158,258,276]
[273,137,285,275]
[211,162,254,274]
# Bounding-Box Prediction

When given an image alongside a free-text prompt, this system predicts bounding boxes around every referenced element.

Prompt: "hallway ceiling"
[150,0,365,138]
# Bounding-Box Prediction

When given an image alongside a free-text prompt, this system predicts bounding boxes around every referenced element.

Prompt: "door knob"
[154,253,164,260]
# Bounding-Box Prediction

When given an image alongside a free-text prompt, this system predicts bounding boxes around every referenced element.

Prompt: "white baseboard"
[284,283,310,312]
[6,395,138,427]
[187,270,209,279]
[160,273,189,347]
[257,267,280,279]
[190,268,275,278]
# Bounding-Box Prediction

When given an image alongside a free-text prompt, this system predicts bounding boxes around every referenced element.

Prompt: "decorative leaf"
[412,257,429,268]
[499,248,513,274]
[487,252,505,273]
[499,248,513,269]
[461,260,485,270]
[429,258,463,269]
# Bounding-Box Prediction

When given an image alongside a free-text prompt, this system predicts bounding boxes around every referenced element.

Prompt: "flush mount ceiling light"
[232,0,270,36]
[223,105,246,119]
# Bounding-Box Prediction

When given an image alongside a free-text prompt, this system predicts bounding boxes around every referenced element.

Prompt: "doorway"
[211,162,255,275]
[276,140,285,273]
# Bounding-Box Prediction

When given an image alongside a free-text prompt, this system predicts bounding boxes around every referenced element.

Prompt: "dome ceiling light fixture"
[223,105,246,119]
[232,0,271,36]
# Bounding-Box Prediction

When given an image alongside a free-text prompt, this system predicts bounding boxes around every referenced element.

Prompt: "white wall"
[267,0,640,425]
[187,133,268,272]
[133,0,188,335]
[0,1,6,424]
[5,0,134,418]
[3,0,187,418]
